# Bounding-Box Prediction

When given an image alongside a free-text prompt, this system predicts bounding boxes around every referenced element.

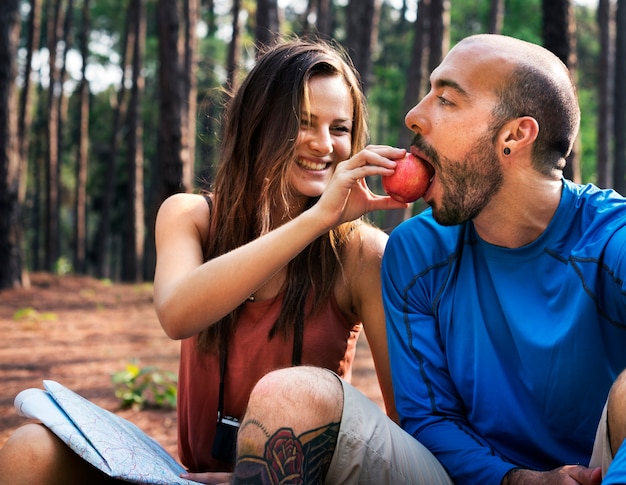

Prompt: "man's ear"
[498,116,539,154]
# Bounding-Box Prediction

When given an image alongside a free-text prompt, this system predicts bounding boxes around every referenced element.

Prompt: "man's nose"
[405,101,429,135]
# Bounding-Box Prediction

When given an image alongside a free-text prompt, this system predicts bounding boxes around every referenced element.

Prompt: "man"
[230,34,626,485]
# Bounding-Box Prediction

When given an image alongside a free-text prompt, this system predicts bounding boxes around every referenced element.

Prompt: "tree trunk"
[542,0,580,183]
[18,0,42,208]
[255,0,280,48]
[122,0,146,282]
[488,0,504,34]
[73,0,90,274]
[45,0,63,271]
[399,0,430,151]
[0,0,23,289]
[182,0,198,194]
[428,0,449,74]
[596,0,615,188]
[346,0,381,94]
[226,0,241,89]
[316,0,332,38]
[614,0,626,195]
[95,3,133,279]
[147,0,199,280]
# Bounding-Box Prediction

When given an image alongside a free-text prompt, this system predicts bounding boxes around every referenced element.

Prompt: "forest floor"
[0,273,383,462]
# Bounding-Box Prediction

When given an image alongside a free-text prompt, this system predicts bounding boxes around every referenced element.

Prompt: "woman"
[0,38,408,485]
[152,38,408,479]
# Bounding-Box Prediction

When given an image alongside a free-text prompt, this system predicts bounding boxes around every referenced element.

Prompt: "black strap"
[216,303,304,421]
[291,302,304,366]
[217,342,227,420]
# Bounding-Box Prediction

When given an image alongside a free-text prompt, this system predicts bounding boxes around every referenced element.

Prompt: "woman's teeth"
[298,159,327,171]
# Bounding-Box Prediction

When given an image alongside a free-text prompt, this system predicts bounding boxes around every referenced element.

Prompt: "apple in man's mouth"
[382,152,434,203]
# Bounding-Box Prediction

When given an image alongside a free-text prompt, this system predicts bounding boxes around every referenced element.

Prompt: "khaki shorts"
[590,402,613,475]
[324,372,453,485]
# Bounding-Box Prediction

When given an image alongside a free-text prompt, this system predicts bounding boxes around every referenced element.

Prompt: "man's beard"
[412,132,504,226]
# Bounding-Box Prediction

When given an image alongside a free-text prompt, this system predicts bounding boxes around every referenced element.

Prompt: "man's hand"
[502,466,602,485]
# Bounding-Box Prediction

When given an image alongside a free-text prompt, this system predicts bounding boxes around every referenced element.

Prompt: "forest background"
[1,0,625,289]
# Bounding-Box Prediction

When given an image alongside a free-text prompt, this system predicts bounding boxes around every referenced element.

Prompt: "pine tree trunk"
[596,0,615,188]
[122,0,146,282]
[614,0,626,195]
[73,0,90,274]
[0,0,24,289]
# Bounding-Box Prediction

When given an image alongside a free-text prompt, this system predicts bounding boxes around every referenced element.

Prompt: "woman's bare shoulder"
[156,193,213,236]
[344,222,388,264]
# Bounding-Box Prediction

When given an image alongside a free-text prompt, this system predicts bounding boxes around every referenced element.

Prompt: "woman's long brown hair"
[198,38,369,353]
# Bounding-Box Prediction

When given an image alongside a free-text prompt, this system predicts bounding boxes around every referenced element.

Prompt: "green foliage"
[112,362,178,410]
[54,256,74,276]
[13,307,58,324]
[577,87,599,184]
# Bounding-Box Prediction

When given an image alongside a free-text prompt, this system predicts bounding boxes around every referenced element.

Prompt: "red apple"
[382,153,434,203]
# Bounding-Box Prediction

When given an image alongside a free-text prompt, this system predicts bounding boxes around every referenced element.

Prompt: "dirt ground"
[0,273,383,463]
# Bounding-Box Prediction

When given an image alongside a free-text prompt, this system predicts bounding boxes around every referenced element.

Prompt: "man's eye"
[438,96,451,106]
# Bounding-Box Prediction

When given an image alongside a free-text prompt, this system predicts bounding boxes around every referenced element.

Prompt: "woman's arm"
[154,146,407,341]
[154,192,331,340]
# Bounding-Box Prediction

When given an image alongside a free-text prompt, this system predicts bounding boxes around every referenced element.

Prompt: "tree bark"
[226,0,241,89]
[73,0,90,274]
[614,0,626,195]
[596,0,615,188]
[488,0,504,34]
[255,0,280,49]
[18,0,42,208]
[542,0,580,183]
[428,0,449,74]
[45,0,63,271]
[122,0,146,282]
[345,0,381,94]
[0,0,23,288]
[95,2,133,279]
[315,0,332,38]
[399,0,430,151]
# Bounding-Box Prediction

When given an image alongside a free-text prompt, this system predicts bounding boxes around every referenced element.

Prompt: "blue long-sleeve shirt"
[604,440,626,484]
[382,180,626,485]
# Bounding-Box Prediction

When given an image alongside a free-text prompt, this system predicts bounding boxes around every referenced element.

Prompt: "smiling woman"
[0,37,409,484]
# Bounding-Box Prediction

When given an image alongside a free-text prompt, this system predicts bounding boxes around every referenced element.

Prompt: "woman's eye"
[332,125,351,134]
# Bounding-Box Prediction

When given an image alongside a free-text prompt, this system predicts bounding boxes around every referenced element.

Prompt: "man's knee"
[608,369,626,456]
[246,366,344,432]
[234,368,344,484]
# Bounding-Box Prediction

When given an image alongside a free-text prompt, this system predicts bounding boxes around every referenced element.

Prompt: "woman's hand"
[181,471,232,484]
[313,145,410,227]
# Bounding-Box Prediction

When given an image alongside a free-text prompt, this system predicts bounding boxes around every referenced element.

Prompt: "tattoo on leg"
[240,419,271,439]
[232,422,340,485]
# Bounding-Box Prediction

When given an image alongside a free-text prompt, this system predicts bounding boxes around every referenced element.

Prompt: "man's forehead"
[431,43,512,97]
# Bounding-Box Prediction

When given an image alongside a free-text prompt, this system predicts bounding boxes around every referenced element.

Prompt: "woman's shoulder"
[339,222,388,286]
[345,221,388,259]
[158,192,211,217]
[156,192,213,235]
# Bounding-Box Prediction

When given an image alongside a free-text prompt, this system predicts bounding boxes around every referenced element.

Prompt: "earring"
[503,147,511,155]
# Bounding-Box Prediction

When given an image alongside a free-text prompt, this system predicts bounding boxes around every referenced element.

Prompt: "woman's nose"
[309,127,333,155]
